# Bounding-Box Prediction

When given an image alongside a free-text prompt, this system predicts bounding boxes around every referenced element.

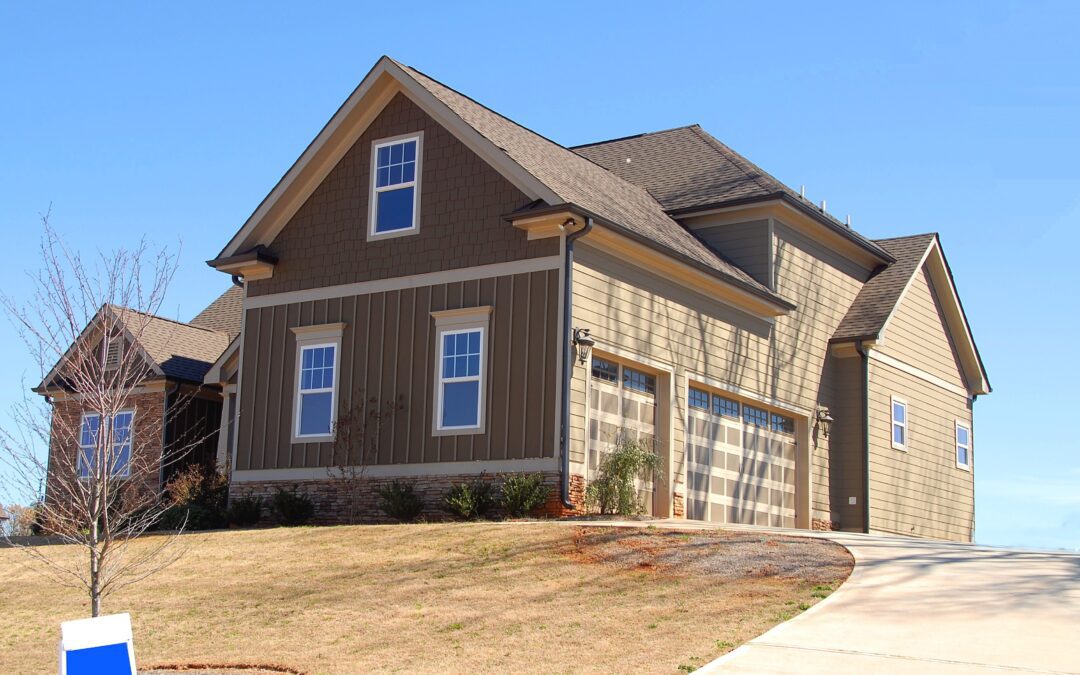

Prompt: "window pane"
[81,415,100,447]
[743,405,769,427]
[688,387,709,410]
[467,354,480,376]
[623,367,655,395]
[591,357,618,383]
[713,396,740,419]
[389,163,402,185]
[957,446,968,465]
[377,167,390,188]
[390,142,403,164]
[468,331,480,354]
[402,161,415,183]
[377,145,390,166]
[957,426,969,446]
[299,391,333,436]
[456,332,469,354]
[893,424,905,446]
[893,402,905,424]
[375,186,415,232]
[454,355,468,377]
[442,380,479,427]
[770,413,795,434]
[403,140,416,162]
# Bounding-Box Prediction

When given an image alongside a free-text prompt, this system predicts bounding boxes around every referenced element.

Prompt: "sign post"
[59,612,137,675]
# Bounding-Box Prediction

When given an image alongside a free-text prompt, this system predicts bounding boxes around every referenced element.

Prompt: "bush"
[161,465,229,530]
[228,493,264,527]
[500,472,549,518]
[376,480,424,522]
[271,486,315,526]
[158,503,227,531]
[443,474,495,520]
[585,434,663,515]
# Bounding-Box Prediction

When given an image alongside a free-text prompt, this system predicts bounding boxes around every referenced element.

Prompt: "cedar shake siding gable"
[236,269,559,471]
[247,93,557,298]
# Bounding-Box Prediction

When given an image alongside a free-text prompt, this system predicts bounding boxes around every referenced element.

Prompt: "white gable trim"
[217,57,560,260]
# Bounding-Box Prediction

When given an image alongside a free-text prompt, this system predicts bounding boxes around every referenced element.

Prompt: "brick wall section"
[248,93,559,298]
[232,471,588,524]
[46,392,166,505]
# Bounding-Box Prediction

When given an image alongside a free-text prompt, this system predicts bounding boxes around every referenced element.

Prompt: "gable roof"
[572,125,892,263]
[832,233,990,394]
[113,307,233,383]
[211,56,792,313]
[190,285,243,339]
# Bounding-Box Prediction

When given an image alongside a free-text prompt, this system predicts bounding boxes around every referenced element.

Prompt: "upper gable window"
[369,134,422,240]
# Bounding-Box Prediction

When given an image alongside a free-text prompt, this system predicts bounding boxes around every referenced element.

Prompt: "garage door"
[684,386,796,527]
[588,356,657,514]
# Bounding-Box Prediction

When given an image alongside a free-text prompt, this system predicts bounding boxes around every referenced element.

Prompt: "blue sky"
[2,2,1077,549]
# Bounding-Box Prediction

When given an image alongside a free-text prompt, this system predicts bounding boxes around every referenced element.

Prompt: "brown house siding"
[825,354,866,531]
[236,269,559,471]
[247,93,557,298]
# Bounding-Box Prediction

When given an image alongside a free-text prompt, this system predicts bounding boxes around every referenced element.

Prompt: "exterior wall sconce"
[816,407,834,439]
[572,327,595,365]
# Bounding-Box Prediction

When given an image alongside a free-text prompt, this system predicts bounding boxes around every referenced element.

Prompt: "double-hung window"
[369,134,422,239]
[77,411,132,478]
[955,422,972,470]
[432,307,492,435]
[891,396,908,450]
[291,323,345,442]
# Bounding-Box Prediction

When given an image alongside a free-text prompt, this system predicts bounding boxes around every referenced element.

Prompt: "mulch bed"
[569,527,853,583]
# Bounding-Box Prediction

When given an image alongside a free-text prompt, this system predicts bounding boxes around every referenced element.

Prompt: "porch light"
[572,327,595,365]
[816,408,834,439]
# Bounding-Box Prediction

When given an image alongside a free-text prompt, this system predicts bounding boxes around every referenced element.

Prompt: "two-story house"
[195,56,987,540]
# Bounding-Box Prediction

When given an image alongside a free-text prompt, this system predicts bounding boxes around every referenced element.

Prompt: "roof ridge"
[569,124,702,150]
[111,304,226,335]
[873,232,938,244]
[687,126,784,197]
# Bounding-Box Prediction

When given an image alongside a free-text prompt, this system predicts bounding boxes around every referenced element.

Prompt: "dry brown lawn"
[0,523,851,674]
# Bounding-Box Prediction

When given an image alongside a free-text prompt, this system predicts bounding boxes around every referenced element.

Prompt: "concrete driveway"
[701,530,1080,674]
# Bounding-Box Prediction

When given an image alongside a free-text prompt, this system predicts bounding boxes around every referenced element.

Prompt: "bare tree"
[0,214,201,616]
[328,392,404,523]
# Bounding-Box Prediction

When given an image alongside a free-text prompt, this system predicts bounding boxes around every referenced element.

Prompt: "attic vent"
[104,341,122,370]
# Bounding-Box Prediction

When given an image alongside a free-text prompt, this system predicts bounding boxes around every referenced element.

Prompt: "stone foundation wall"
[672,492,685,519]
[231,471,588,524]
[812,518,839,531]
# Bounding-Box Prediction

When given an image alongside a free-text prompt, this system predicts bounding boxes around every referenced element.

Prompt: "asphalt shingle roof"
[831,233,937,343]
[190,286,243,340]
[114,307,233,383]
[395,62,785,305]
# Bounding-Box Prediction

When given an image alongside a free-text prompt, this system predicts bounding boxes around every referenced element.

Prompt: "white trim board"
[867,349,970,398]
[244,256,561,310]
[232,457,557,482]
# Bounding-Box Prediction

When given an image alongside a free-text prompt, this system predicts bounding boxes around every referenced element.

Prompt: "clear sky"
[2,2,1077,549]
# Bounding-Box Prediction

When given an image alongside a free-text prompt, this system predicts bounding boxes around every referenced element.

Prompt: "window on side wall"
[291,323,346,443]
[369,134,421,239]
[78,411,132,478]
[891,396,908,451]
[955,422,972,470]
[432,307,492,435]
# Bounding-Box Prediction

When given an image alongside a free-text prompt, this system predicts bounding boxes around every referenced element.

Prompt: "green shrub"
[157,503,227,531]
[271,486,315,526]
[160,465,229,530]
[500,472,549,518]
[228,493,264,527]
[443,474,495,520]
[376,480,424,522]
[585,434,662,515]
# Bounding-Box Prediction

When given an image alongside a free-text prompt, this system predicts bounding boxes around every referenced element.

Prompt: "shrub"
[443,474,495,520]
[376,480,424,523]
[585,434,663,515]
[228,493,264,527]
[161,465,229,530]
[500,472,549,518]
[158,503,227,531]
[271,486,315,526]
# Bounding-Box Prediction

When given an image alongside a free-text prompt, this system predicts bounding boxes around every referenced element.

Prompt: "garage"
[684,385,797,527]
[587,355,658,514]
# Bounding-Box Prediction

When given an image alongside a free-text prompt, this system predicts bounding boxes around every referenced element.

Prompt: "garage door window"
[623,367,656,396]
[743,404,769,428]
[688,387,710,410]
[713,394,740,419]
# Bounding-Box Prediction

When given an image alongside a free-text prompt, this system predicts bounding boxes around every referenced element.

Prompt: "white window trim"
[431,306,492,437]
[367,132,423,242]
[290,323,346,444]
[891,395,908,452]
[955,420,972,471]
[78,410,134,479]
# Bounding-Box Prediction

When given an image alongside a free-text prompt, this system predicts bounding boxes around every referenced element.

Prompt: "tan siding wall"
[867,361,974,541]
[826,354,866,531]
[570,220,870,522]
[247,93,557,298]
[878,266,966,389]
[693,220,772,288]
[236,270,559,471]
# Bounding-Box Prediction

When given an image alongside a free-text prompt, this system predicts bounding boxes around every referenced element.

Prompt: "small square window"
[623,367,655,396]
[712,395,740,419]
[688,387,710,410]
[770,413,795,435]
[591,357,619,383]
[743,404,769,428]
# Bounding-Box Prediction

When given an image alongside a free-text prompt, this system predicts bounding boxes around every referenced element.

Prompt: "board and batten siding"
[569,218,871,523]
[867,361,974,541]
[877,266,967,389]
[235,269,559,471]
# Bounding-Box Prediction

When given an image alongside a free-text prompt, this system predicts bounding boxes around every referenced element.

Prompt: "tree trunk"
[89,523,101,617]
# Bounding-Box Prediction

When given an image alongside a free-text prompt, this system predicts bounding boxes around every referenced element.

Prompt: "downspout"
[855,340,870,533]
[559,217,594,509]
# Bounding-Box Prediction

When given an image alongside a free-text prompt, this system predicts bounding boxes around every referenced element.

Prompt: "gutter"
[855,340,870,533]
[559,217,593,509]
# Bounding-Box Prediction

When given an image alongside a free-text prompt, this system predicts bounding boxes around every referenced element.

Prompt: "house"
[37,287,242,495]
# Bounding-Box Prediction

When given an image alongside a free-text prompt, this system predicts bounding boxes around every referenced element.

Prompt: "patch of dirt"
[141,664,301,674]
[568,527,853,583]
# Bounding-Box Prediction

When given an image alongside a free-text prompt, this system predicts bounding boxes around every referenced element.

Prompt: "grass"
[0,523,851,674]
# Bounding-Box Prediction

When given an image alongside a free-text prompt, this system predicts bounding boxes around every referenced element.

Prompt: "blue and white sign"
[59,612,137,675]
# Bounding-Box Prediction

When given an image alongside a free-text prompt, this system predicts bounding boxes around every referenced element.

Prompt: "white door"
[684,386,797,527]
[587,356,657,514]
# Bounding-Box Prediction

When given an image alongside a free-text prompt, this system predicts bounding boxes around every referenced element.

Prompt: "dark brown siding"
[236,269,560,470]
[247,93,558,298]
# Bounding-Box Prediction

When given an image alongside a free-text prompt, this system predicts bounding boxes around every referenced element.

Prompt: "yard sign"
[59,612,136,675]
